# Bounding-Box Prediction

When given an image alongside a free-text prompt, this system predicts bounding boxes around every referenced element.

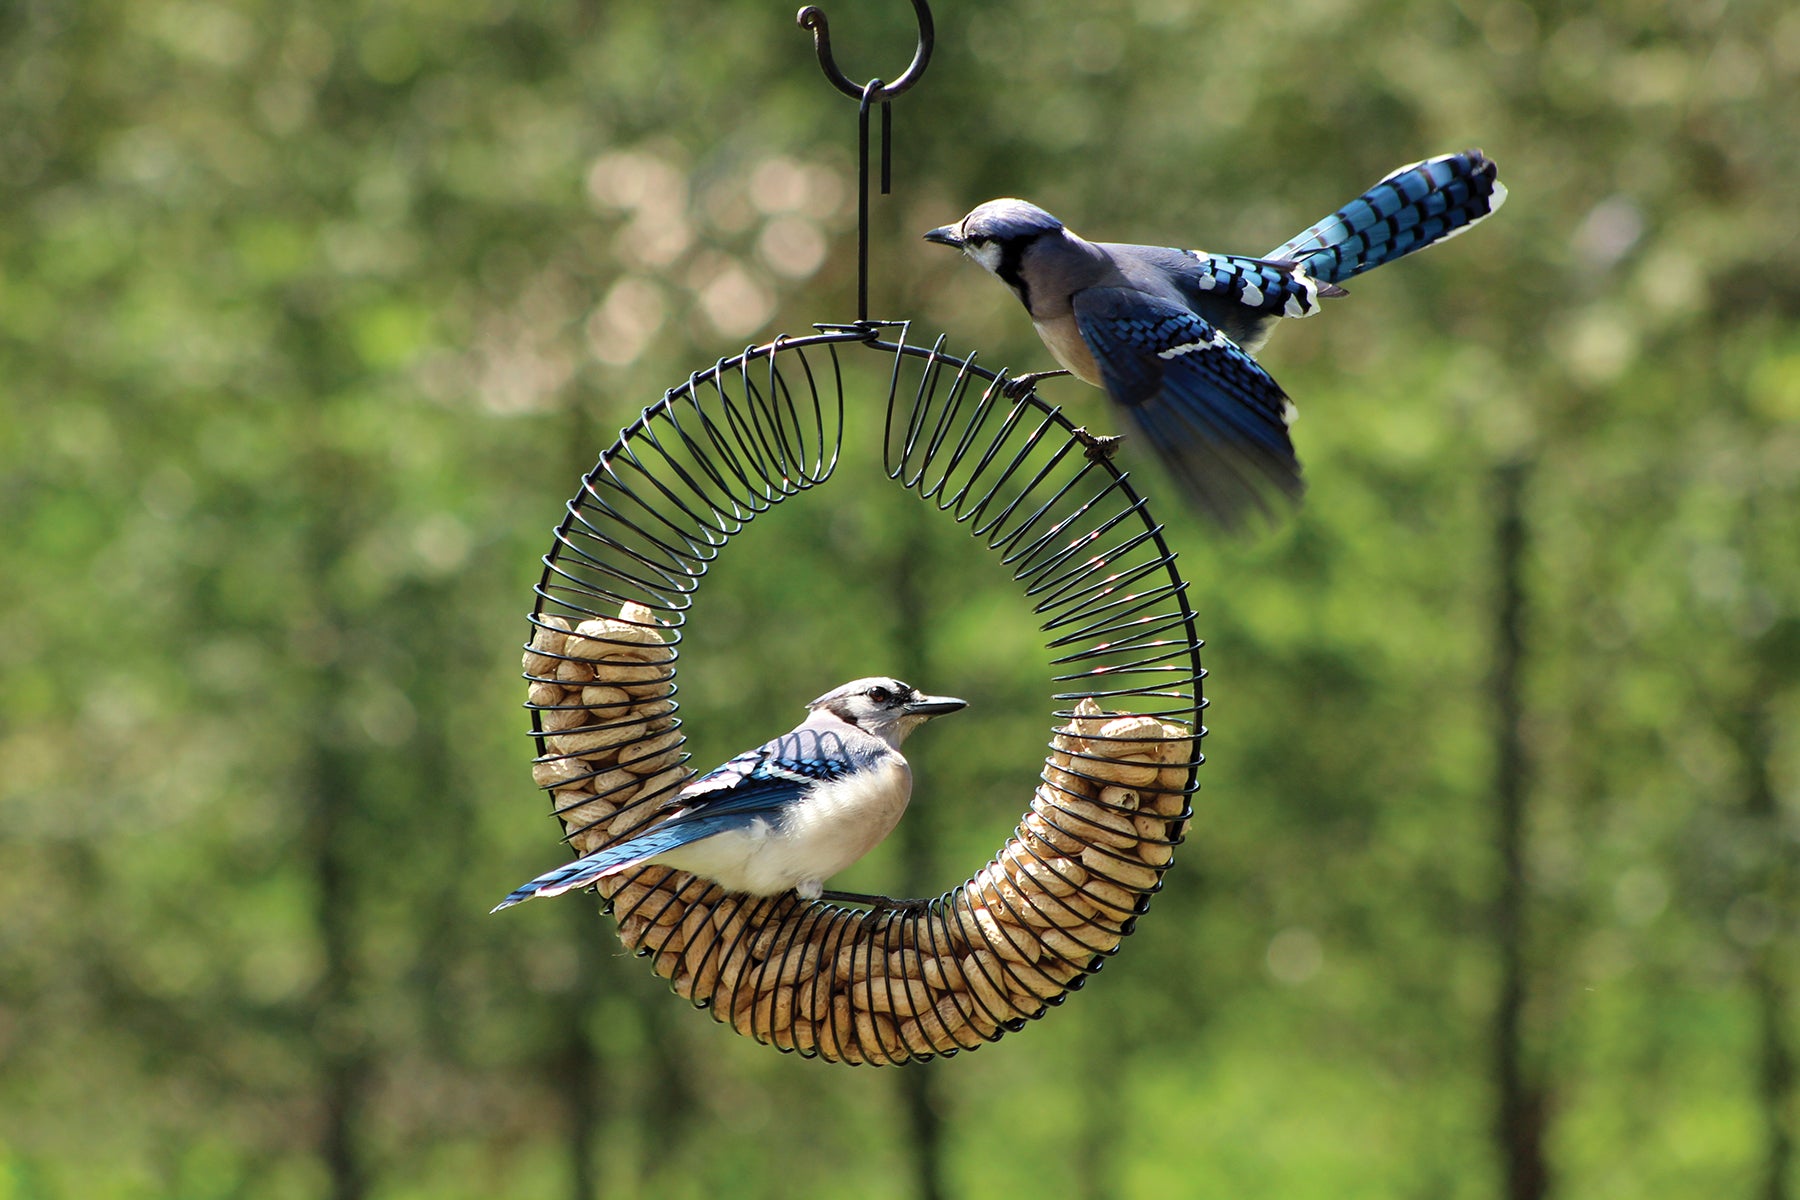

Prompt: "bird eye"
[867,686,892,704]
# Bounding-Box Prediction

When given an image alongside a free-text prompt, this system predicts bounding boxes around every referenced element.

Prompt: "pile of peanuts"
[522,603,689,857]
[523,602,1193,1065]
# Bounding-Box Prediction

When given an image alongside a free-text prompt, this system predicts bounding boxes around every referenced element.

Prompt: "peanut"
[531,755,593,790]
[578,683,632,712]
[1098,784,1142,812]
[1079,844,1161,891]
[522,616,570,677]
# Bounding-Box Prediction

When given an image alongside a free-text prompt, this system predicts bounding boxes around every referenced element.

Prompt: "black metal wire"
[801,0,931,319]
[797,0,934,103]
[522,324,1207,1063]
[855,86,878,322]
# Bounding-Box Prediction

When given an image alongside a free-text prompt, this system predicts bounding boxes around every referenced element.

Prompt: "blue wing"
[492,727,857,911]
[1073,286,1302,530]
[1268,149,1506,285]
[665,728,856,816]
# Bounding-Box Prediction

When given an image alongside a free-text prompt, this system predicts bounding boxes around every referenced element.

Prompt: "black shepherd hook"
[796,0,935,323]
[797,0,935,103]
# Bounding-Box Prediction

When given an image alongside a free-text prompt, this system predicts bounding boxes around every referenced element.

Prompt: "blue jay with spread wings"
[494,677,966,912]
[925,150,1507,529]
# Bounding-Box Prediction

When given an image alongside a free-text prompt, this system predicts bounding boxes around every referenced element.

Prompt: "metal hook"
[796,0,935,102]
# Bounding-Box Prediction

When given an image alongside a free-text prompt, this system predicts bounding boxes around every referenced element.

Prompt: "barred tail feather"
[1269,149,1506,285]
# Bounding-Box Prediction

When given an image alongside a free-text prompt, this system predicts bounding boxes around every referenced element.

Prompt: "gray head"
[807,676,967,747]
[924,198,1066,275]
[925,199,1098,315]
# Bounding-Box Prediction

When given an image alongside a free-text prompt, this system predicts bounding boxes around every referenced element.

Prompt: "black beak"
[922,225,963,248]
[904,692,968,717]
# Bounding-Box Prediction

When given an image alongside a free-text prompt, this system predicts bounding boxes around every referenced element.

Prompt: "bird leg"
[816,888,932,914]
[1071,426,1125,462]
[998,368,1070,399]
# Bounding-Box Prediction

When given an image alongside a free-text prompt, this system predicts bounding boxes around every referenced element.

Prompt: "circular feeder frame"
[521,321,1205,1064]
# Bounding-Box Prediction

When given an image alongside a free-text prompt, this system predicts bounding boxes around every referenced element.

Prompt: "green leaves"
[2,0,1795,1195]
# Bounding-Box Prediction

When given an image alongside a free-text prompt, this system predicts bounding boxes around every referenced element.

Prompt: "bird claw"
[1071,427,1125,462]
[870,895,932,915]
[816,889,931,914]
[998,369,1070,400]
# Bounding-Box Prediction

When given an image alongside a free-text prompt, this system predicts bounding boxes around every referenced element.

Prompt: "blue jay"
[493,677,967,912]
[925,150,1507,529]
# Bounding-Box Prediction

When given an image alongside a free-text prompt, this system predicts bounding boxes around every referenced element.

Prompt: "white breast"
[650,758,913,897]
[763,758,912,894]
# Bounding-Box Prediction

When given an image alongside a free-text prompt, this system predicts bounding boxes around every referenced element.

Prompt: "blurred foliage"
[2,0,1797,1197]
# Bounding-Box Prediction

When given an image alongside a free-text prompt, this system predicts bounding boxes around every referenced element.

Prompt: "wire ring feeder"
[520,321,1206,1065]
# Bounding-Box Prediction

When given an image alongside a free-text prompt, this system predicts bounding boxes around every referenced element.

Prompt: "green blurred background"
[3,0,1797,1196]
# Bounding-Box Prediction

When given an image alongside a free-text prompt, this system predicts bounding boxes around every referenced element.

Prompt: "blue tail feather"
[1269,150,1506,285]
[491,811,745,911]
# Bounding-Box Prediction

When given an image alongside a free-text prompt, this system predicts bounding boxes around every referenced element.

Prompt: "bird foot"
[998,369,1070,400]
[816,889,932,914]
[1071,427,1125,462]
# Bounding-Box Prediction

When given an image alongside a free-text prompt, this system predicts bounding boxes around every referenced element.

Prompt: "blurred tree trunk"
[898,1064,946,1200]
[890,503,947,1200]
[559,899,606,1200]
[299,456,372,1200]
[305,724,371,1200]
[558,358,613,1200]
[1732,620,1797,1200]
[1490,458,1549,1200]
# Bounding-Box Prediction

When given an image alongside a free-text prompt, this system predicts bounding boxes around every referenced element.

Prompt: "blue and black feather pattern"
[1182,252,1346,318]
[1073,287,1300,529]
[1268,149,1506,285]
[491,728,856,911]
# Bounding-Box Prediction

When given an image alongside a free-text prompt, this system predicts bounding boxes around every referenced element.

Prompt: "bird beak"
[922,225,963,248]
[904,693,968,718]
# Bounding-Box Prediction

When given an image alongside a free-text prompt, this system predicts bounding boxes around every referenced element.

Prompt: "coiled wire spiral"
[521,321,1205,1064]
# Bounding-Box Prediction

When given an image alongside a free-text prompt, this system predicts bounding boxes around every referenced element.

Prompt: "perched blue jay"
[925,150,1507,529]
[493,677,967,912]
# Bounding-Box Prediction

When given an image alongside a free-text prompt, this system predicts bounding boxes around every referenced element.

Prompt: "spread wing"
[1073,286,1303,529]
